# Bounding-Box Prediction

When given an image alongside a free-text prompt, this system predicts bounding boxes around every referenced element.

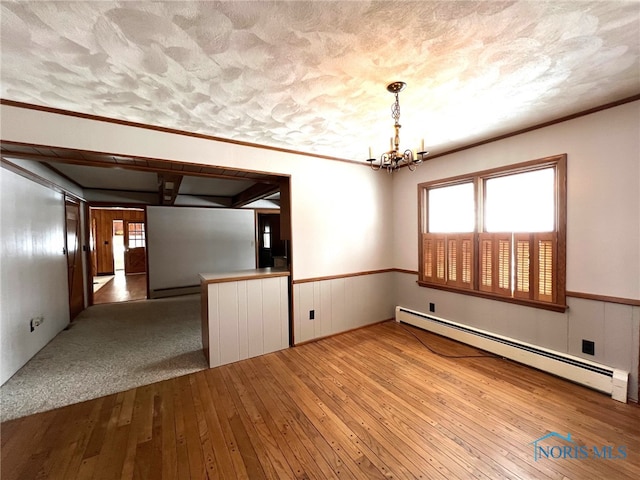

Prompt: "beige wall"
[391,101,640,401]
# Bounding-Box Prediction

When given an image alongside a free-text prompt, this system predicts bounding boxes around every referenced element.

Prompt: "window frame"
[127,222,146,249]
[417,154,567,312]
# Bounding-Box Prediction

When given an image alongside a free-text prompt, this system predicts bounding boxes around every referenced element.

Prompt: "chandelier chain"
[391,93,401,124]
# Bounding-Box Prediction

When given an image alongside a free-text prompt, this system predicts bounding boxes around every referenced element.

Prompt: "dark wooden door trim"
[65,197,85,320]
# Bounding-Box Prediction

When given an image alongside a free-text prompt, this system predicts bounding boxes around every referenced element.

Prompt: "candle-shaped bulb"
[368,146,373,159]
[421,138,425,152]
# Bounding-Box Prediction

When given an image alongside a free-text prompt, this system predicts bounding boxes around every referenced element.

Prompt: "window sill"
[416,281,568,313]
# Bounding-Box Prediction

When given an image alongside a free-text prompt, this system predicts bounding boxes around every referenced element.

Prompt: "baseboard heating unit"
[395,306,628,403]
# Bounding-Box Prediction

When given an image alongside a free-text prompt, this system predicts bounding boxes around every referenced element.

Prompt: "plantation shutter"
[533,233,556,303]
[422,235,434,282]
[479,233,511,296]
[446,234,474,289]
[423,234,446,284]
[496,234,511,295]
[434,236,446,283]
[514,234,532,300]
[460,236,474,289]
[447,238,457,283]
[479,234,493,293]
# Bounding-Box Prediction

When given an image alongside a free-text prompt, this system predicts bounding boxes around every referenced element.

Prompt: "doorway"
[257,212,287,268]
[90,207,147,304]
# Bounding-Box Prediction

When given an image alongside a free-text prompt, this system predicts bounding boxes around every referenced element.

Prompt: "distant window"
[128,222,145,248]
[263,224,271,249]
[418,155,566,311]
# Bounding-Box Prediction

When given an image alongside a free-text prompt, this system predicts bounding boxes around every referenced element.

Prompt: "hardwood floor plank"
[204,368,259,479]
[171,377,192,480]
[254,355,360,479]
[245,357,342,480]
[1,412,57,479]
[281,347,444,480]
[293,341,489,480]
[62,399,106,479]
[221,365,298,479]
[236,360,329,479]
[265,353,391,479]
[93,273,146,305]
[1,321,638,480]
[159,379,178,480]
[192,371,239,479]
[82,394,118,460]
[177,375,206,479]
[326,333,545,479]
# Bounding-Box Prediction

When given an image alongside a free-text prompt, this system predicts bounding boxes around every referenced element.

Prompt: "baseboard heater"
[395,306,628,403]
[150,285,200,299]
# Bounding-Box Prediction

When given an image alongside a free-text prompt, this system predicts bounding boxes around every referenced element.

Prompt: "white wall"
[0,169,70,385]
[294,271,396,344]
[146,206,256,293]
[392,101,640,401]
[0,104,394,282]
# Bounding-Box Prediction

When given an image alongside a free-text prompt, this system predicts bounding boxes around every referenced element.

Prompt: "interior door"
[65,199,85,320]
[124,220,147,274]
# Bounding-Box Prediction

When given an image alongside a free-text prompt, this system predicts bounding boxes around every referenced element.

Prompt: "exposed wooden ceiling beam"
[231,182,279,208]
[158,173,183,206]
[0,141,281,184]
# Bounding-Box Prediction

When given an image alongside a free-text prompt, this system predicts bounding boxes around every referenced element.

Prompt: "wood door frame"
[86,203,149,305]
[254,208,280,268]
[65,196,85,320]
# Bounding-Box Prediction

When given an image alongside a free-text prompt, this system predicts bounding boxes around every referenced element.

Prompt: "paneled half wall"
[293,270,396,344]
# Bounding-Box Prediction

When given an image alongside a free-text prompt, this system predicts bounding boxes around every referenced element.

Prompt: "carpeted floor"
[0,294,208,422]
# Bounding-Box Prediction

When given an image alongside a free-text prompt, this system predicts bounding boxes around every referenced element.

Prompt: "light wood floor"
[93,272,147,305]
[2,321,639,479]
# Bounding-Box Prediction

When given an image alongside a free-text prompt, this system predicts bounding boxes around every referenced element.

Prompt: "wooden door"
[65,199,85,320]
[124,220,146,274]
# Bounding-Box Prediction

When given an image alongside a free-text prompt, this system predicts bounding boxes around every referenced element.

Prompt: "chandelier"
[366,81,428,172]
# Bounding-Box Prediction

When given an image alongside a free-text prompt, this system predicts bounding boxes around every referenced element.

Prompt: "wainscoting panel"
[206,276,289,368]
[293,271,396,344]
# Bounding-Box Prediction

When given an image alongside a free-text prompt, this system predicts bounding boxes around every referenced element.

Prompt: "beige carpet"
[0,294,207,422]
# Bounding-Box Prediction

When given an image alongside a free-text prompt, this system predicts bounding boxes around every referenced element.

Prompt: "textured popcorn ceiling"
[1,1,639,162]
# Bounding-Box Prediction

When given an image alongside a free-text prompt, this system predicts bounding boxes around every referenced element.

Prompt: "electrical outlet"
[429,303,435,313]
[309,310,315,320]
[30,316,44,332]
[582,340,595,355]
